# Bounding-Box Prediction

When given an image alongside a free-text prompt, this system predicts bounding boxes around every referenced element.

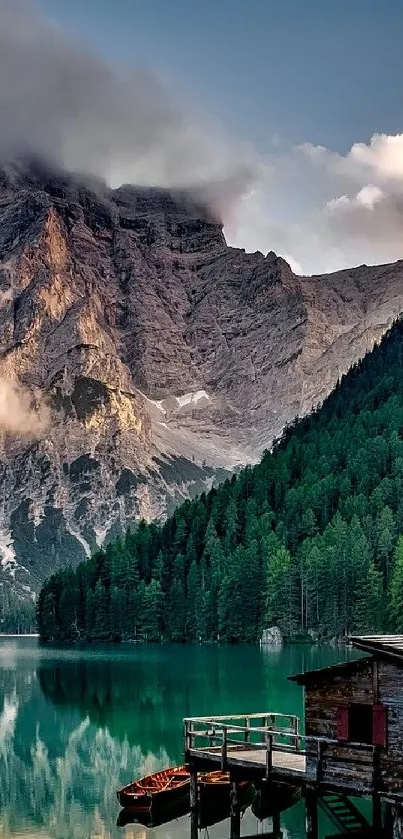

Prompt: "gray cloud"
[2,2,403,275]
[0,0,257,206]
[323,186,403,245]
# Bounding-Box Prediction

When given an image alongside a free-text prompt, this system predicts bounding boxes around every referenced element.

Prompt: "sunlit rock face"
[2,159,403,590]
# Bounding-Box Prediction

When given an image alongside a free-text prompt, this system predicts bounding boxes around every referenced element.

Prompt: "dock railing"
[183,714,377,789]
[184,712,301,769]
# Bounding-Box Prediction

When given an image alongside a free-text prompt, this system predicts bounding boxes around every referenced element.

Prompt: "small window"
[336,703,388,747]
[348,703,373,745]
[336,706,349,741]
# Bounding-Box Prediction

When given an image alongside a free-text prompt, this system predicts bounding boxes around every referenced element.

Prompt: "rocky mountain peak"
[1,160,403,596]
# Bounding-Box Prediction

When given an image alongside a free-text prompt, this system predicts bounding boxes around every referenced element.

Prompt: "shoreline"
[0,633,39,638]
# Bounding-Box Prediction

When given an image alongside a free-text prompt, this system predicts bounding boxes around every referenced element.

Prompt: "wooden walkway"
[187,744,306,778]
[183,712,377,791]
[184,713,307,785]
[183,713,387,838]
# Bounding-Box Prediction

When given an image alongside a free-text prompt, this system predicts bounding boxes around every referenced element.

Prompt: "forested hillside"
[38,319,403,643]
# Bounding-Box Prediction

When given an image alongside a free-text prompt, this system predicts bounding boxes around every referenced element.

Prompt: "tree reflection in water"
[0,640,345,838]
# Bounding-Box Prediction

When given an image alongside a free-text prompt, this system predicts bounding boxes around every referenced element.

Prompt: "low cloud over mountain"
[0,0,257,214]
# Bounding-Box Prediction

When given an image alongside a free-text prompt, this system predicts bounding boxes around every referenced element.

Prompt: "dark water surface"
[0,639,360,838]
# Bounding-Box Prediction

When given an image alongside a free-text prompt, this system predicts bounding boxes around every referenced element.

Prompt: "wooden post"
[184,720,189,754]
[272,809,281,838]
[316,740,323,784]
[385,802,394,838]
[244,716,250,743]
[190,764,198,810]
[185,720,194,753]
[230,776,240,839]
[190,765,198,839]
[221,725,228,770]
[305,791,318,839]
[294,716,300,751]
[373,658,379,703]
[266,732,273,778]
[372,793,382,834]
[392,804,403,839]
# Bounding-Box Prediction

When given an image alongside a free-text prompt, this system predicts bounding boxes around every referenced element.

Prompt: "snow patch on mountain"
[140,389,211,418]
[176,390,210,408]
[67,526,91,559]
[93,526,108,547]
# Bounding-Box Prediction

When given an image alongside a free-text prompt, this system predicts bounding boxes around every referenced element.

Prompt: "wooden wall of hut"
[304,659,375,792]
[378,660,403,794]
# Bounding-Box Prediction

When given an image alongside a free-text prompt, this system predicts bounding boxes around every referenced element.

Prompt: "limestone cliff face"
[1,160,403,593]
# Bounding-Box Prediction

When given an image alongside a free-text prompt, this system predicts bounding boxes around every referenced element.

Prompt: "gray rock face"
[260,627,283,647]
[1,159,403,594]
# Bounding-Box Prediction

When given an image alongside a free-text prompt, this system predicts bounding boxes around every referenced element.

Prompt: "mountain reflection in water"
[0,639,356,838]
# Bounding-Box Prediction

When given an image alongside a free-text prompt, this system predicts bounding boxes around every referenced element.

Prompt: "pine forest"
[37,319,403,643]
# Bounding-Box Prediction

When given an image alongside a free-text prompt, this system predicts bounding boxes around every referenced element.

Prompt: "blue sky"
[38,0,403,153]
[30,1,403,272]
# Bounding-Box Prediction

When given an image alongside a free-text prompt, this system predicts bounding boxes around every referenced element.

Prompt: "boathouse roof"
[289,635,403,685]
[289,655,371,685]
[349,634,403,657]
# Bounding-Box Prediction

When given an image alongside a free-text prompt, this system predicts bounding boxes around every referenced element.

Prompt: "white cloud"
[355,184,385,208]
[227,133,403,274]
[348,133,403,181]
[299,133,403,185]
[325,184,386,220]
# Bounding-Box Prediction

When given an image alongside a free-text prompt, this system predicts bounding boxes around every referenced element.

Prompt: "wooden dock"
[183,713,390,838]
[184,712,312,786]
[186,743,306,778]
[183,712,387,793]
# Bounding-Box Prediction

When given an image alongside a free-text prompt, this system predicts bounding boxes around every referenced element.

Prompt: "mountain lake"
[0,638,366,839]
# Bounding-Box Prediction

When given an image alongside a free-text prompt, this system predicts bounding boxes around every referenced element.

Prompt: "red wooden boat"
[116,766,190,811]
[198,771,251,805]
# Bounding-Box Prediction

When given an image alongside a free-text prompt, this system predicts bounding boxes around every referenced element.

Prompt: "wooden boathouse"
[183,635,403,838]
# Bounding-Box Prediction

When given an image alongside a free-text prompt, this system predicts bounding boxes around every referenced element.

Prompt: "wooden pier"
[184,712,306,779]
[184,712,383,837]
[183,636,403,838]
[184,712,379,791]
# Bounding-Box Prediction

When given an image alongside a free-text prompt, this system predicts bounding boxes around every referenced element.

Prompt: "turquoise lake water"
[0,638,361,838]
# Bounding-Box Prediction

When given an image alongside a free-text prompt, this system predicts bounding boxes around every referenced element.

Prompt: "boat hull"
[198,771,251,807]
[198,783,255,828]
[117,794,190,827]
[116,766,190,811]
[251,782,301,819]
